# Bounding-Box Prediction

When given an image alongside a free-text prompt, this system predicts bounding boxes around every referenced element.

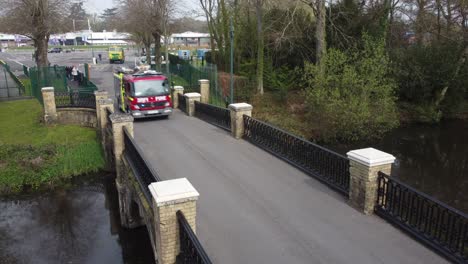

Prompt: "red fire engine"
[114,70,172,118]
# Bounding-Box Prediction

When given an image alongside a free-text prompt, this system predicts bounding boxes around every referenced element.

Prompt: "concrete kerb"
[347,148,395,215]
[229,103,253,139]
[184,92,201,117]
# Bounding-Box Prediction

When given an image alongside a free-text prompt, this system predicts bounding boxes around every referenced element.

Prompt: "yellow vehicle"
[108,46,125,64]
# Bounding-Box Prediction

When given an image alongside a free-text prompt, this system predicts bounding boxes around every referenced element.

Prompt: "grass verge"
[0,99,105,194]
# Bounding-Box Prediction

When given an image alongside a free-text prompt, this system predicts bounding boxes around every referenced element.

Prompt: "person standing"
[71,66,78,82]
[98,53,102,62]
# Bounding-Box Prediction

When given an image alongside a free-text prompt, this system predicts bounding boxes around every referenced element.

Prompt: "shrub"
[304,34,399,142]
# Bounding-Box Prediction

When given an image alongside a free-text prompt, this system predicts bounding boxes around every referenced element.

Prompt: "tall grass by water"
[0,99,104,194]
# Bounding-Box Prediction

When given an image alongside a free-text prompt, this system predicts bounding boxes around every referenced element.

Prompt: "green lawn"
[0,99,105,194]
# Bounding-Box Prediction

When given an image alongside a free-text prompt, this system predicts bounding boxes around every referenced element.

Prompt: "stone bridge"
[40,82,458,264]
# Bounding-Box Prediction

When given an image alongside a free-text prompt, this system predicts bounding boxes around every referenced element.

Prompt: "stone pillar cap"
[198,79,209,83]
[173,86,184,90]
[41,87,54,92]
[149,178,199,206]
[184,92,201,98]
[347,148,395,166]
[110,113,134,123]
[94,90,108,95]
[229,103,252,111]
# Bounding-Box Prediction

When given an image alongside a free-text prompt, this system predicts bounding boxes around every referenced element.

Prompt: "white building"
[0,33,31,47]
[50,30,132,46]
[170,32,211,47]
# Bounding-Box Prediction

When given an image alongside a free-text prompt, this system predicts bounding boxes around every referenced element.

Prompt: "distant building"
[0,33,31,48]
[170,32,211,47]
[50,30,132,46]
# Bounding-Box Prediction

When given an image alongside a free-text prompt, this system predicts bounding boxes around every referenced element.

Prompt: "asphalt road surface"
[0,51,448,264]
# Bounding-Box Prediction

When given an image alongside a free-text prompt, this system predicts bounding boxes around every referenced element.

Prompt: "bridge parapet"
[172,86,184,109]
[229,103,253,139]
[199,79,210,104]
[94,90,109,126]
[347,148,395,215]
[184,93,201,117]
[149,178,200,264]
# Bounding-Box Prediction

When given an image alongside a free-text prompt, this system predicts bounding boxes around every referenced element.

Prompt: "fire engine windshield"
[133,80,169,97]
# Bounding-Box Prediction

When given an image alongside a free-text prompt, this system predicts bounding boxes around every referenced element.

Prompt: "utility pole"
[88,19,95,63]
[229,17,234,104]
[73,19,77,46]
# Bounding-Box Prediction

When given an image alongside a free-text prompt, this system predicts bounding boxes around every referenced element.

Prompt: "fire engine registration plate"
[147,110,160,114]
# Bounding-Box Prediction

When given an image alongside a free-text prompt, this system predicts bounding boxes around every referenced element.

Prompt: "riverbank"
[251,91,468,142]
[0,99,105,194]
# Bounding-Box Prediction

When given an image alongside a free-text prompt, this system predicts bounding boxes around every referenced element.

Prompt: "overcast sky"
[85,0,202,18]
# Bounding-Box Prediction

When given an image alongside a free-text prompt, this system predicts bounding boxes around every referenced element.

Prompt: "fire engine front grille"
[138,102,166,108]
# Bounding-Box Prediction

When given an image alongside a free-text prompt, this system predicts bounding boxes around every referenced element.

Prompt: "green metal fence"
[161,62,226,107]
[29,66,68,104]
[23,65,29,77]
[0,61,26,97]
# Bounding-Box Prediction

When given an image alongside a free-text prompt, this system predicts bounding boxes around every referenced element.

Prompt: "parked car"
[48,47,62,53]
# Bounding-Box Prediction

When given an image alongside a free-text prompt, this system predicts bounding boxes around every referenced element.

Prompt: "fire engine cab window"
[132,80,169,97]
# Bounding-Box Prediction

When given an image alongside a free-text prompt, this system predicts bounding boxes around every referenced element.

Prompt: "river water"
[0,175,155,264]
[329,119,468,214]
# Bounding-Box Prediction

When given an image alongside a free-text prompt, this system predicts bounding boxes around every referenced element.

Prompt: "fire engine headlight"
[164,102,170,107]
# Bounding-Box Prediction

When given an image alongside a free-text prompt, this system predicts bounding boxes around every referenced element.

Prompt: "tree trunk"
[256,0,264,95]
[435,45,468,108]
[415,0,426,45]
[206,15,217,63]
[145,42,151,66]
[220,0,230,66]
[153,32,162,70]
[314,0,326,66]
[35,35,49,67]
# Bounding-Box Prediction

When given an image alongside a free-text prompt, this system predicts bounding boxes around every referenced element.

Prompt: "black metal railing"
[123,127,161,202]
[376,172,468,263]
[177,211,212,264]
[55,91,96,109]
[179,94,187,113]
[194,101,231,131]
[243,115,350,195]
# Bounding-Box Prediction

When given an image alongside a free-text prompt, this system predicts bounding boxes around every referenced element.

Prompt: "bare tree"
[256,0,265,94]
[199,0,230,65]
[119,0,172,68]
[0,0,71,66]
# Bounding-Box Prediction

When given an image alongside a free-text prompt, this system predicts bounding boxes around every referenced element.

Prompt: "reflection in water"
[0,175,154,264]
[330,120,468,213]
